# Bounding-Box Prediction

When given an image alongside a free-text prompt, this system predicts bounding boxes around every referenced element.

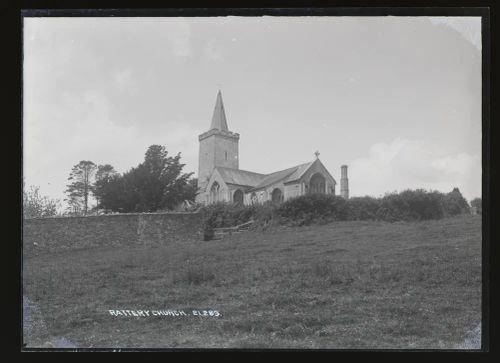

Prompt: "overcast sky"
[23,16,482,207]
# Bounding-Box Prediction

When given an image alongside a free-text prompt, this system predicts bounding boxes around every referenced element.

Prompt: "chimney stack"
[340,165,349,199]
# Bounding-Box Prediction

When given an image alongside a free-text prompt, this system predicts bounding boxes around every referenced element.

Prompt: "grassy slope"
[23,215,481,349]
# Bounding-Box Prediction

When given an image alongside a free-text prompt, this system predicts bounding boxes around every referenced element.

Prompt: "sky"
[23,16,482,209]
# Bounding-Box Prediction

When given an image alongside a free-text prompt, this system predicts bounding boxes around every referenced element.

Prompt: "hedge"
[199,188,471,233]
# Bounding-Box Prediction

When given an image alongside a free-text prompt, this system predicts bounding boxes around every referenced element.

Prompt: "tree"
[470,197,482,214]
[93,164,119,208]
[95,164,118,185]
[184,178,199,202]
[23,184,60,219]
[65,160,97,215]
[442,187,470,216]
[128,145,194,212]
[96,145,195,213]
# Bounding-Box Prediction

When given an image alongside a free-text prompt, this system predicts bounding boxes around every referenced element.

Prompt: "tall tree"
[128,145,194,212]
[97,145,195,213]
[65,160,97,215]
[93,164,119,208]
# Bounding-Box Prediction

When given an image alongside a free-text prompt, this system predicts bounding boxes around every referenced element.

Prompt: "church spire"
[210,90,229,131]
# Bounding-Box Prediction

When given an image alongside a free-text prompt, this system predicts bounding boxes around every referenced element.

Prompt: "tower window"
[225,151,227,161]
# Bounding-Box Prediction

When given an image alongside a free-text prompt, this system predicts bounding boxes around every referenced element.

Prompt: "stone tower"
[197,91,240,191]
[340,165,349,199]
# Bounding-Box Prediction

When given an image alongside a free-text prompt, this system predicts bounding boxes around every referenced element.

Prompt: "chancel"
[196,91,349,205]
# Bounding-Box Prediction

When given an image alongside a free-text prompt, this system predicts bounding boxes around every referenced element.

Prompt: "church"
[196,91,349,205]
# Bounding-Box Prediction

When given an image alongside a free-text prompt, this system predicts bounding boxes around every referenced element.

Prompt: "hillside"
[23,215,482,349]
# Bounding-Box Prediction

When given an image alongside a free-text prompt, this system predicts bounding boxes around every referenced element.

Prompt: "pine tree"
[65,160,97,215]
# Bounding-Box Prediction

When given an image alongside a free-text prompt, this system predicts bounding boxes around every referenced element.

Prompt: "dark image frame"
[9,3,492,354]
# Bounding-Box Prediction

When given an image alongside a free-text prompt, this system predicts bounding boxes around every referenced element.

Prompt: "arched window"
[250,192,258,205]
[210,182,220,203]
[233,189,244,205]
[309,173,326,194]
[271,188,283,204]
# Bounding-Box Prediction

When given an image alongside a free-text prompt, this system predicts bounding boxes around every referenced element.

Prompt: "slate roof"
[249,162,314,191]
[281,162,315,184]
[210,90,229,131]
[215,167,266,187]
[214,154,338,193]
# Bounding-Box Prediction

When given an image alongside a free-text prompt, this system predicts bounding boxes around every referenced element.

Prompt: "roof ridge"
[249,163,310,191]
[215,166,266,176]
[293,160,315,180]
[263,167,298,178]
[262,161,312,176]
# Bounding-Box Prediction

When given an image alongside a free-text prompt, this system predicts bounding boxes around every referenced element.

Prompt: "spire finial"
[314,150,320,159]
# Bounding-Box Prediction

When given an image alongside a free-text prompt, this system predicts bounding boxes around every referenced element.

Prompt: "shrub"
[346,196,381,220]
[377,189,444,221]
[200,188,468,235]
[201,202,255,229]
[23,185,60,219]
[470,197,482,214]
[253,201,279,227]
[200,202,278,239]
[277,194,348,226]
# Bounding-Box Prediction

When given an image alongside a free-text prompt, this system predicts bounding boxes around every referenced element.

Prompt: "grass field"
[23,215,482,349]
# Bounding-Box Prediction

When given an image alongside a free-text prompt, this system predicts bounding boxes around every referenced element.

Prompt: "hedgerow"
[199,188,472,234]
[276,194,348,226]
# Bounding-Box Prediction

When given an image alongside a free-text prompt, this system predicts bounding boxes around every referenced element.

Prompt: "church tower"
[198,91,240,191]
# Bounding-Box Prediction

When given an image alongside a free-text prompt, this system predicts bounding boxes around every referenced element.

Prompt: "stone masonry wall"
[23,212,203,256]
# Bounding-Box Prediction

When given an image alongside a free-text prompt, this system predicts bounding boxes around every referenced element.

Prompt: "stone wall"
[23,212,203,256]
